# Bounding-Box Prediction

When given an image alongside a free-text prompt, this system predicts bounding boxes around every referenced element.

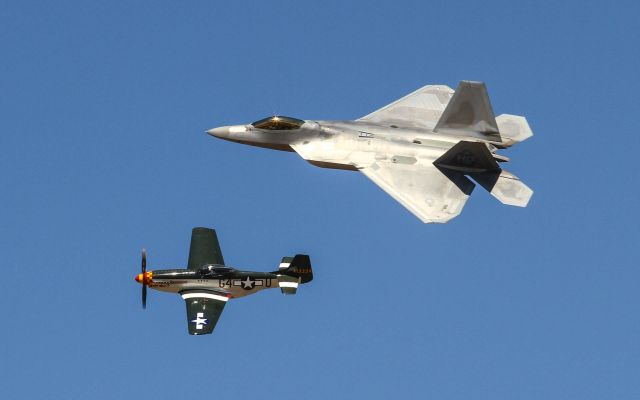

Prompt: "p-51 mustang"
[208,81,533,223]
[134,227,313,335]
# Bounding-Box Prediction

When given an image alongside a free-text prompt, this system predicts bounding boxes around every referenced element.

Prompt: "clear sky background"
[1,1,639,399]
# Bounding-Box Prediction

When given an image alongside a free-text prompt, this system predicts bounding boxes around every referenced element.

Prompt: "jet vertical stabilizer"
[434,81,501,142]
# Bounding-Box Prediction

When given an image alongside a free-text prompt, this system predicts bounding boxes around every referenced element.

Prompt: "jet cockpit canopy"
[251,115,305,130]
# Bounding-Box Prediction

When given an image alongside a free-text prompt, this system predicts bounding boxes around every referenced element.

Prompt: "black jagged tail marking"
[275,254,313,284]
[289,254,313,283]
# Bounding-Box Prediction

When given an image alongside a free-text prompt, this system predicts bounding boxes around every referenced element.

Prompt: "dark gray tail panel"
[434,140,500,174]
[434,141,533,207]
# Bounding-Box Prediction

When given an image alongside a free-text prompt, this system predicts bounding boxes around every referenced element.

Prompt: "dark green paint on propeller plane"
[135,227,313,335]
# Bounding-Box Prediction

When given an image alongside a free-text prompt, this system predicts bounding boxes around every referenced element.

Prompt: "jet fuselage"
[208,120,487,172]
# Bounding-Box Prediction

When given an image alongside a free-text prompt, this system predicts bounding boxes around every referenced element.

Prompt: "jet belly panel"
[294,129,453,171]
[292,134,367,169]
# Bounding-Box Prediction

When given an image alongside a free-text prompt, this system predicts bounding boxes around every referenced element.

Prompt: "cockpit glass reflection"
[251,116,305,130]
[199,265,233,278]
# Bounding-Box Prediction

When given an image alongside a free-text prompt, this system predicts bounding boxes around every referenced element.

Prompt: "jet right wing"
[181,290,230,335]
[360,161,476,223]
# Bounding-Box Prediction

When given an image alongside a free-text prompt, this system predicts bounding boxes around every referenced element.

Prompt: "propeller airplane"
[135,227,313,335]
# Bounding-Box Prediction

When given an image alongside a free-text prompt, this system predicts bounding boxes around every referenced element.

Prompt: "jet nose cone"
[207,125,247,139]
[207,126,229,138]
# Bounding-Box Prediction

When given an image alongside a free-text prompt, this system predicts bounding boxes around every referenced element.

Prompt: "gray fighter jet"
[135,227,312,335]
[208,81,533,223]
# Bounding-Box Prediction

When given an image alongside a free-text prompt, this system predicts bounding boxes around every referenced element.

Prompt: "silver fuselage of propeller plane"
[208,81,534,223]
[135,227,312,335]
[138,267,294,298]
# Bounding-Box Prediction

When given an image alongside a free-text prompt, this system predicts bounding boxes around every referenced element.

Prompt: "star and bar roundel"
[190,312,209,330]
[218,276,272,290]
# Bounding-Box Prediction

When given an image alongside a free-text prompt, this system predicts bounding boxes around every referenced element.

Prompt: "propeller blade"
[141,248,147,273]
[141,248,147,309]
[142,284,147,309]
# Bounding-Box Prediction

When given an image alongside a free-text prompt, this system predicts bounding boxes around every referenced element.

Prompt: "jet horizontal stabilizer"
[472,170,533,207]
[495,114,534,147]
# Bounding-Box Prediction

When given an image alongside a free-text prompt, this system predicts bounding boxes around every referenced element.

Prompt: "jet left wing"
[181,291,230,335]
[360,161,476,223]
[358,85,454,129]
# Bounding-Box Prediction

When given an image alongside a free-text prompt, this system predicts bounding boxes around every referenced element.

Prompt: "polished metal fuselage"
[149,268,279,299]
[208,120,495,171]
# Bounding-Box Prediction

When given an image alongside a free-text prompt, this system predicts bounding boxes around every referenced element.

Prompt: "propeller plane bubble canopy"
[135,227,313,335]
[208,81,534,223]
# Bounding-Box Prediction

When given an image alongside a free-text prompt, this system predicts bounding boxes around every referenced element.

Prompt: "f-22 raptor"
[135,227,312,335]
[208,81,533,223]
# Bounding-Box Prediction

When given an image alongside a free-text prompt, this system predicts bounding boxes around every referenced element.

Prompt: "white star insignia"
[241,276,255,289]
[190,312,209,330]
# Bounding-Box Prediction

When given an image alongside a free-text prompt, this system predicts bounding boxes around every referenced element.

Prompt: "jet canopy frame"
[251,115,305,131]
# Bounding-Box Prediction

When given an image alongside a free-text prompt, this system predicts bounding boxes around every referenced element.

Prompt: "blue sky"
[1,1,639,399]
